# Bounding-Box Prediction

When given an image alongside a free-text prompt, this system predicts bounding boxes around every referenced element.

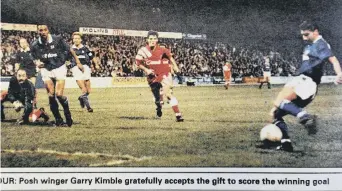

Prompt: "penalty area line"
[2,148,152,166]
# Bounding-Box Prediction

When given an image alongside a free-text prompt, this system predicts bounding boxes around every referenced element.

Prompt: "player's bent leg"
[82,80,93,112]
[85,79,91,94]
[169,96,184,122]
[16,99,34,125]
[274,86,298,113]
[76,80,86,109]
[226,76,231,90]
[259,77,265,89]
[274,84,317,135]
[162,77,184,122]
[159,88,164,105]
[45,80,63,125]
[150,82,162,118]
[272,109,293,152]
[165,87,184,122]
[56,80,73,127]
[75,64,93,112]
[266,77,271,89]
[29,108,50,123]
[275,89,307,120]
[274,120,293,152]
[224,81,230,90]
[293,97,317,135]
[76,80,87,94]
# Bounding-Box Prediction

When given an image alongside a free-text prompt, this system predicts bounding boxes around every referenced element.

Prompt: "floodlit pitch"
[1,85,342,167]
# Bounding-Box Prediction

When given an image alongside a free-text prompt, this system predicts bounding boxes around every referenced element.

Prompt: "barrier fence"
[0,75,337,90]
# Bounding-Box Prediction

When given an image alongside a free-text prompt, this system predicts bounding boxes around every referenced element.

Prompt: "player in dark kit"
[30,25,84,127]
[16,38,39,108]
[259,56,272,89]
[16,38,37,85]
[69,32,94,112]
[268,21,342,152]
[1,69,49,124]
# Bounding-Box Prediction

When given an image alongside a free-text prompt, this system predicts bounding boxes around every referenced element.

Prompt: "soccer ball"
[260,124,283,142]
[13,101,24,112]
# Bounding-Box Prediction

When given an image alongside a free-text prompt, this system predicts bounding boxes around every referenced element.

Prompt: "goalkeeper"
[1,69,49,124]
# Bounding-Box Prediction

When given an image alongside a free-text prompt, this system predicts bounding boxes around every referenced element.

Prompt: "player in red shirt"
[223,61,232,89]
[135,31,184,122]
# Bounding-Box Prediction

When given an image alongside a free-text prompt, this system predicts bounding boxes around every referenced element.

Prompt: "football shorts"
[263,71,271,78]
[161,74,173,88]
[224,71,231,81]
[72,65,91,80]
[285,75,317,100]
[40,64,67,81]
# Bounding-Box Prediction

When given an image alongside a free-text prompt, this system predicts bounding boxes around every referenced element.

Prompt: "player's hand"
[146,69,154,75]
[13,101,23,112]
[35,60,45,68]
[77,64,84,73]
[334,73,342,85]
[145,69,155,78]
[15,117,28,125]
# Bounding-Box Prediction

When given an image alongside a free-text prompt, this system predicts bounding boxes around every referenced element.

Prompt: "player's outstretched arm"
[329,56,342,84]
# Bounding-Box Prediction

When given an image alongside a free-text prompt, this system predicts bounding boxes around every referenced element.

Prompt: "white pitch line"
[2,149,152,166]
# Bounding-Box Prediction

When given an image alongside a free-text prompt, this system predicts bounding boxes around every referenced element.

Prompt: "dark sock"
[259,82,263,88]
[279,100,305,118]
[81,94,91,109]
[273,120,290,139]
[49,96,62,120]
[267,82,271,88]
[57,96,70,115]
[274,108,287,120]
[151,83,162,109]
[39,109,49,121]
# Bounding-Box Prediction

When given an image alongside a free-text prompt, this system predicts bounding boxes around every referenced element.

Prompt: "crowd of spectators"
[1,30,336,79]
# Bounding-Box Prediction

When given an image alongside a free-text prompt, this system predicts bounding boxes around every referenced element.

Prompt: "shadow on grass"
[1,120,81,127]
[1,119,18,123]
[255,140,306,156]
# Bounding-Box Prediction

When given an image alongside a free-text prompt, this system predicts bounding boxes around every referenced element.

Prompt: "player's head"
[264,56,270,63]
[72,32,82,46]
[16,69,28,84]
[37,25,50,39]
[147,30,158,47]
[299,21,319,42]
[19,38,29,49]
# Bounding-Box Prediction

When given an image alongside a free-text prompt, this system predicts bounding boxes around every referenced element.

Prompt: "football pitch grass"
[1,84,342,167]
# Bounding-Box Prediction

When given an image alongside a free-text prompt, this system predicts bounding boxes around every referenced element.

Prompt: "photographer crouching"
[1,69,49,125]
